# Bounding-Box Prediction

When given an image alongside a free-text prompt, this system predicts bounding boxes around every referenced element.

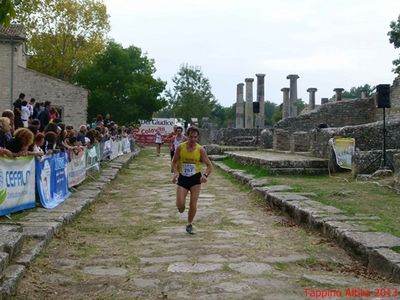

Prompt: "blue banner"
[36,152,70,209]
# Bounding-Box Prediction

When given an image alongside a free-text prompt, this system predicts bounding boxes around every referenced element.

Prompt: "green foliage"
[388,14,400,74]
[14,0,110,82]
[211,103,236,128]
[342,84,375,98]
[75,41,166,124]
[165,64,217,123]
[0,0,15,26]
[264,101,284,126]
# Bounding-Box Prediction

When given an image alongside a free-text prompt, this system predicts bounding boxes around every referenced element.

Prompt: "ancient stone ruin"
[204,73,400,175]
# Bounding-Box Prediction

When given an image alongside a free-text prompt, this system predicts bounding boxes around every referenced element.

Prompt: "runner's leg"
[176,185,189,213]
[188,184,201,224]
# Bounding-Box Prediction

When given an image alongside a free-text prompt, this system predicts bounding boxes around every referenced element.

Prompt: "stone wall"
[273,129,290,151]
[200,128,272,147]
[15,67,88,128]
[394,154,400,187]
[290,131,309,152]
[275,98,377,133]
[310,118,400,159]
[352,149,400,175]
[0,41,28,112]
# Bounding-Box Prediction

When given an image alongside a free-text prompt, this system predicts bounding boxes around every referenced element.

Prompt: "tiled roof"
[0,24,26,40]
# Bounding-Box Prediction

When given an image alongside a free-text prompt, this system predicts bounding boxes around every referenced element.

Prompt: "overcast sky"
[104,0,400,107]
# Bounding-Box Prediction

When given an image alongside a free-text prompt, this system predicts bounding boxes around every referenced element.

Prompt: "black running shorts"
[177,172,201,190]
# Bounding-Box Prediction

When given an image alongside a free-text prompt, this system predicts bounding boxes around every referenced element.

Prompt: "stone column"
[235,83,244,128]
[334,88,344,101]
[245,78,254,128]
[281,88,290,119]
[321,98,329,105]
[306,88,317,110]
[287,74,299,117]
[256,74,265,128]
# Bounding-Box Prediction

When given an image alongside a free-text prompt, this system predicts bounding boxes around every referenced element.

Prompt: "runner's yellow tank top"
[178,142,202,176]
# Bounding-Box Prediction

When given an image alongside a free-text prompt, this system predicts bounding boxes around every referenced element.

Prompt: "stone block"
[368,248,400,280]
[0,264,26,298]
[338,231,400,264]
[14,240,47,267]
[0,252,9,275]
[0,227,24,259]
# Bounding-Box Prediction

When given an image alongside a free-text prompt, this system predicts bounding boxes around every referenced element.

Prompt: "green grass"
[222,158,273,178]
[220,158,400,237]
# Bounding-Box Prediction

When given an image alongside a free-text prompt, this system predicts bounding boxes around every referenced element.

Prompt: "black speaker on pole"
[253,102,260,113]
[376,84,391,108]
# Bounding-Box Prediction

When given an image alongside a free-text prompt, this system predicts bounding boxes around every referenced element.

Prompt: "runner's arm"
[200,147,212,178]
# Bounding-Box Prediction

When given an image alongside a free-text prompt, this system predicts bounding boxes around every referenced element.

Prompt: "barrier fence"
[0,137,134,216]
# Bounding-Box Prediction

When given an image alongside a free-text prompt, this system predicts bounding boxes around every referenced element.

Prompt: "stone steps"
[226,152,329,175]
[269,167,328,175]
[0,150,139,299]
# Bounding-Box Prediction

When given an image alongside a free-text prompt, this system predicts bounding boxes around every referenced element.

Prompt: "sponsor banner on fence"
[123,138,131,154]
[36,152,70,209]
[86,145,100,173]
[331,137,355,170]
[67,149,86,188]
[136,118,176,144]
[0,157,36,216]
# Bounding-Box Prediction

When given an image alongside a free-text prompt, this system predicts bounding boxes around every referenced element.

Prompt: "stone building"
[0,25,88,128]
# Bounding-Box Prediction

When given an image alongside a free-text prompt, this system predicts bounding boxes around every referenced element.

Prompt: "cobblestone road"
[14,148,395,299]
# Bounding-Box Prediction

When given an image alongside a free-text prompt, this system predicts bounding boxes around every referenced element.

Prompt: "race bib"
[182,163,196,177]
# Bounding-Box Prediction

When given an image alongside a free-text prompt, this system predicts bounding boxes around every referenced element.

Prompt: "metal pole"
[383,107,387,168]
[256,125,259,145]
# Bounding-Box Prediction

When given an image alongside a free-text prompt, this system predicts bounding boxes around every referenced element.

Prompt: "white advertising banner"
[67,149,86,187]
[0,157,36,216]
[137,118,176,143]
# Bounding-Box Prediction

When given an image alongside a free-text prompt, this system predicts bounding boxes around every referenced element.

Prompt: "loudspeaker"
[253,102,260,113]
[376,84,391,108]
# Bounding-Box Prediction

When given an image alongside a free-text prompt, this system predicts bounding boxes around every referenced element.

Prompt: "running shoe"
[186,224,194,234]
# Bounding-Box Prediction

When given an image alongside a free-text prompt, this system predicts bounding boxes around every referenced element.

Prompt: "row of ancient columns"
[236,73,351,126]
[235,74,265,129]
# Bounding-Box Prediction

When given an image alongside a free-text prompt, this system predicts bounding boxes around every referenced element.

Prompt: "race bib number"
[182,163,196,177]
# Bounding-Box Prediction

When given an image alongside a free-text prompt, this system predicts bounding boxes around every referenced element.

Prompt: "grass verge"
[221,157,400,237]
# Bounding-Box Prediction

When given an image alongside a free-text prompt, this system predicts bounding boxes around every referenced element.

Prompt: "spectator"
[0,117,12,148]
[38,101,51,131]
[7,127,35,157]
[103,113,112,127]
[49,106,58,122]
[32,102,41,119]
[21,100,30,127]
[33,132,45,155]
[28,119,40,136]
[1,111,14,138]
[28,98,35,117]
[43,131,58,154]
[77,125,88,145]
[13,93,25,129]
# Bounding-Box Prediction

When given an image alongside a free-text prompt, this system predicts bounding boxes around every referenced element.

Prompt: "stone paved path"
[14,148,395,299]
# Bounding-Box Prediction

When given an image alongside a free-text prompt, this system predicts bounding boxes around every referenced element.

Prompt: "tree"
[342,84,375,98]
[14,0,109,82]
[264,101,279,126]
[0,0,15,26]
[75,41,166,124]
[165,64,218,123]
[388,14,400,74]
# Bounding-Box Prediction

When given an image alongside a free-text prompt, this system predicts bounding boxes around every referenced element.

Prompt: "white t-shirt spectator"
[21,106,30,127]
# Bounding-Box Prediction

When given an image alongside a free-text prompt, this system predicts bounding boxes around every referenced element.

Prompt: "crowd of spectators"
[0,92,134,159]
